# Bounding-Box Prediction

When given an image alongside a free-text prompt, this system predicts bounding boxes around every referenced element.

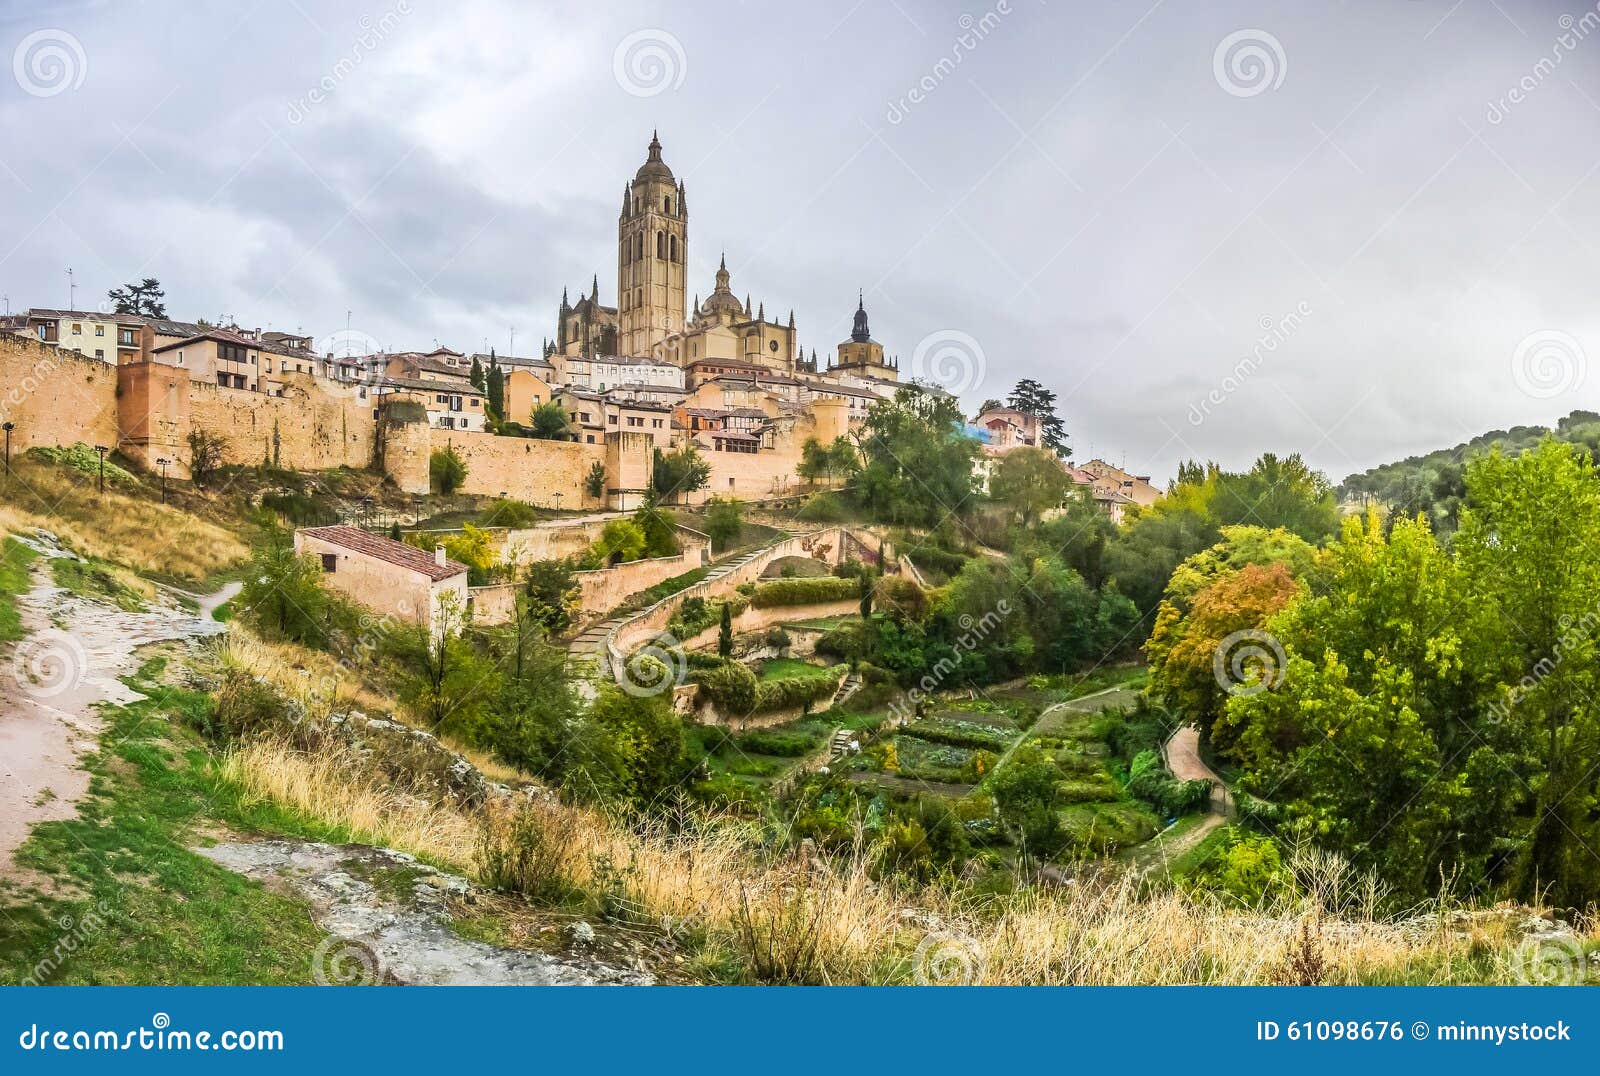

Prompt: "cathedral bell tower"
[618,132,688,356]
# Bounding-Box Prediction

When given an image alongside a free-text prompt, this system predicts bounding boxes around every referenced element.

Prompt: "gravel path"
[0,536,228,877]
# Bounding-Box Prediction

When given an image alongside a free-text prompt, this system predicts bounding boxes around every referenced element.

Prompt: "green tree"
[718,601,733,658]
[530,402,572,440]
[486,355,505,425]
[430,447,468,495]
[386,593,494,733]
[1454,440,1600,904]
[653,445,711,503]
[107,278,166,317]
[704,495,743,552]
[238,536,331,646]
[584,460,607,500]
[469,355,486,392]
[591,518,647,565]
[1006,377,1069,457]
[991,743,1065,858]
[853,388,978,526]
[989,445,1073,527]
[1212,452,1338,543]
[523,557,579,635]
[186,429,228,487]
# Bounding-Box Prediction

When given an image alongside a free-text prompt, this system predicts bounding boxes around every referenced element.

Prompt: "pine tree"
[718,601,733,658]
[469,355,486,392]
[1007,378,1070,457]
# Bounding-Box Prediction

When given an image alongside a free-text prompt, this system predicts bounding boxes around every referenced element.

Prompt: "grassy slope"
[0,536,38,643]
[0,660,335,985]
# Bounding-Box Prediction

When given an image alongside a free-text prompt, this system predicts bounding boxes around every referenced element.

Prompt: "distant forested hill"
[1339,410,1600,533]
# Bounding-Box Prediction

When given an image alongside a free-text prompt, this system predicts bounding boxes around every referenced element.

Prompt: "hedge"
[751,576,861,608]
[1126,749,1212,818]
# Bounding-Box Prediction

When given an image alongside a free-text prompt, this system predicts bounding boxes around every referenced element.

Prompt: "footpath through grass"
[0,659,335,985]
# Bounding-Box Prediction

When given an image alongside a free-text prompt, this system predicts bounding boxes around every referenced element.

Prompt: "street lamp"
[2,421,13,476]
[94,444,108,493]
[552,491,563,514]
[156,458,169,503]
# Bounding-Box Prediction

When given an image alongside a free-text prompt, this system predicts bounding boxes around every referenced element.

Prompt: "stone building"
[294,525,468,637]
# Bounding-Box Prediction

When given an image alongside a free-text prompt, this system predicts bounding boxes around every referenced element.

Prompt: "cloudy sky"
[2,0,1598,485]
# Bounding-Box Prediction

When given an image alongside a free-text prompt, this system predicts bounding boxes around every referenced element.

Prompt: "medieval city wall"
[185,376,376,473]
[433,428,609,509]
[0,335,121,453]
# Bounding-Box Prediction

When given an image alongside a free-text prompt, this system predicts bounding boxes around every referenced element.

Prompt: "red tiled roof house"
[294,525,468,636]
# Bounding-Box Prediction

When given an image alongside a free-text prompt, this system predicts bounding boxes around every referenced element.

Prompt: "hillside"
[1338,410,1600,531]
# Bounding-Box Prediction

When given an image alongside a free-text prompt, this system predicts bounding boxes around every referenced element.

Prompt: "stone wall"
[184,374,375,474]
[470,531,713,626]
[0,335,121,453]
[430,428,608,509]
[607,527,858,668]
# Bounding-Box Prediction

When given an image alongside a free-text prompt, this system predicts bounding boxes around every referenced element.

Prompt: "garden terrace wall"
[606,528,850,665]
[689,666,850,730]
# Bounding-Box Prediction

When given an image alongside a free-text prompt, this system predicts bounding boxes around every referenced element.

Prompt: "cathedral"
[550,133,897,382]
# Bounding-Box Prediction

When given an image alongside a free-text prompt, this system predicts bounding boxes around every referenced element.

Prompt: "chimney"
[434,546,447,567]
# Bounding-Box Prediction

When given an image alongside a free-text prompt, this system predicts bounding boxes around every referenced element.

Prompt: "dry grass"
[218,737,479,866]
[213,627,528,785]
[218,728,1543,984]
[0,460,247,581]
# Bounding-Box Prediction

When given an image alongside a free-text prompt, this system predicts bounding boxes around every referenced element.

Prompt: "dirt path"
[1164,724,1230,816]
[0,537,228,876]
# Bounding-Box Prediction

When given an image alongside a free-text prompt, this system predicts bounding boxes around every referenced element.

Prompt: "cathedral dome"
[634,131,674,182]
[699,254,745,318]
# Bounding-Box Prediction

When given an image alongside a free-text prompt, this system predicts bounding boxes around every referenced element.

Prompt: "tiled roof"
[299,525,466,581]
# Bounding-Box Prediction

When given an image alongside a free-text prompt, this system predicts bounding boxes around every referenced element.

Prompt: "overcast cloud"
[2,0,1598,484]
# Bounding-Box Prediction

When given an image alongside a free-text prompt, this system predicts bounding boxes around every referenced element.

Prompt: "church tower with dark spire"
[618,131,688,356]
[833,291,897,381]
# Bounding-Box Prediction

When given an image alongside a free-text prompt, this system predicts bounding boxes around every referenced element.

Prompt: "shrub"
[796,492,847,523]
[752,576,860,608]
[754,667,846,712]
[482,498,538,528]
[697,661,759,715]
[1126,749,1212,818]
[430,448,468,494]
[764,627,792,651]
[735,726,826,757]
[476,800,584,905]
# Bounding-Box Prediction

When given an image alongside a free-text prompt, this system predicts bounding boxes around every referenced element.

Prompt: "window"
[663,196,671,214]
[321,553,338,573]
[95,325,105,337]
[71,323,81,334]
[609,414,618,425]
[176,351,185,365]
[669,234,678,262]
[586,434,595,444]
[94,349,103,360]
[120,328,135,345]
[656,231,665,259]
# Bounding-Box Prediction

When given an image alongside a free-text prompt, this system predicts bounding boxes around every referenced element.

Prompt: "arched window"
[663,196,672,214]
[656,231,665,259]
[669,235,678,262]
[635,233,644,260]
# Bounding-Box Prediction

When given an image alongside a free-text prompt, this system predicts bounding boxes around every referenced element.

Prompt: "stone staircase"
[827,727,854,761]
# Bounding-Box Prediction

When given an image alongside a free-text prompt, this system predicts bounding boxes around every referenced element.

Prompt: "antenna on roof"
[66,267,74,311]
